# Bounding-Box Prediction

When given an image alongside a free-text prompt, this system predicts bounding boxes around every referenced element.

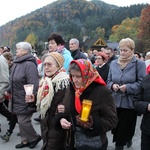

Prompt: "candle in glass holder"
[80,100,92,122]
[24,84,34,95]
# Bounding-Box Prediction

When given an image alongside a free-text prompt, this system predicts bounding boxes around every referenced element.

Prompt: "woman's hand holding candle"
[76,115,93,129]
[24,84,34,103]
[25,94,34,103]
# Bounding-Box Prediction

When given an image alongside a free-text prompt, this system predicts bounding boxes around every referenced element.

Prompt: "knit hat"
[97,51,108,61]
[49,52,64,68]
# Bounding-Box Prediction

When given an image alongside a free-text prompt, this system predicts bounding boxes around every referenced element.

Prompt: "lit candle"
[24,84,34,95]
[80,100,92,122]
[26,87,32,95]
[80,106,90,122]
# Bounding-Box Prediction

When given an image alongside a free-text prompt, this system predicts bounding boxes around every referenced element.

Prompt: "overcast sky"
[0,0,149,26]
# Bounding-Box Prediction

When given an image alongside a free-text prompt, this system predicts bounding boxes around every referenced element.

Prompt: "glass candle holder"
[80,99,92,122]
[23,84,34,95]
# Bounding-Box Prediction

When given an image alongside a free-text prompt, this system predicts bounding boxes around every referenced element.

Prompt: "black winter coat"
[10,54,39,114]
[55,82,118,150]
[41,88,67,150]
[133,74,150,135]
[96,63,110,82]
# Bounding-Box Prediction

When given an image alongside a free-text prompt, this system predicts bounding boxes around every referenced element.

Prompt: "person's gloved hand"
[76,115,84,127]
[83,116,93,129]
[76,115,93,129]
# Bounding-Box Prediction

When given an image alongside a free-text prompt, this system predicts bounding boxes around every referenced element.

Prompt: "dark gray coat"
[71,49,87,60]
[10,54,39,114]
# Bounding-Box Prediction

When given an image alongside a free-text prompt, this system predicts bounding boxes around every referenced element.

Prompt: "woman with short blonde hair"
[107,38,146,150]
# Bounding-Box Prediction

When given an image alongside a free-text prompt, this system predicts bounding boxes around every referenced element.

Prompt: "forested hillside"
[0,0,148,53]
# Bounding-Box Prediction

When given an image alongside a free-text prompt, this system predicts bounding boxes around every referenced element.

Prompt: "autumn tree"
[138,5,150,53]
[109,17,139,42]
[25,32,38,48]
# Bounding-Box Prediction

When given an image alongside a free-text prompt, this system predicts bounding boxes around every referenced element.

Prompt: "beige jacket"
[0,55,10,102]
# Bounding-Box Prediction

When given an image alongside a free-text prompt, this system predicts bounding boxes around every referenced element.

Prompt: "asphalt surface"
[0,112,142,150]
[107,116,142,150]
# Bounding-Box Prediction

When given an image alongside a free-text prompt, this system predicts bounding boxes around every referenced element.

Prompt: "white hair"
[145,59,150,67]
[146,51,150,56]
[16,42,32,53]
[69,38,79,46]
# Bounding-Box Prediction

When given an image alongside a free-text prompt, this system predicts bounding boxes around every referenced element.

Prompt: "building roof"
[106,42,119,50]
[83,36,107,51]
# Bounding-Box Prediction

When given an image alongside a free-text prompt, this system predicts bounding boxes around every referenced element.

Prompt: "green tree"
[91,27,105,39]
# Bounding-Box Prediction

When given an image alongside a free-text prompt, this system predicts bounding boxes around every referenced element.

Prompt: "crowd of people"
[0,34,150,150]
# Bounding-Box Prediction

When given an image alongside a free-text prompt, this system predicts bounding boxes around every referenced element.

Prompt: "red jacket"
[146,65,150,74]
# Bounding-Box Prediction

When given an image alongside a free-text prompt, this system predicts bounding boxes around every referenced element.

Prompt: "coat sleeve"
[52,87,71,129]
[84,86,118,136]
[107,63,114,91]
[133,85,150,115]
[93,87,118,134]
[25,61,39,94]
[126,60,146,95]
[0,56,10,99]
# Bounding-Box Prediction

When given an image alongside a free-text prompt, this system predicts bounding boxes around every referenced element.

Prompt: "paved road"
[0,112,42,150]
[0,112,142,150]
[107,116,142,150]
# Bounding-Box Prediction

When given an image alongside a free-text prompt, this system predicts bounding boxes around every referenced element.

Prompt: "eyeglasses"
[95,57,102,60]
[120,49,132,52]
[105,53,112,55]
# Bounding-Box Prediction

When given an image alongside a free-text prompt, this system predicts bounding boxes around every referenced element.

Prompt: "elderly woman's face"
[70,69,83,89]
[43,56,59,77]
[119,46,133,59]
[16,47,27,57]
[69,40,78,52]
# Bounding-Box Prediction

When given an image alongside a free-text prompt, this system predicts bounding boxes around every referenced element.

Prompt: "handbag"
[74,127,102,150]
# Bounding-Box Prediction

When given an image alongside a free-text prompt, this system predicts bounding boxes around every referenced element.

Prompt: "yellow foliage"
[25,32,37,47]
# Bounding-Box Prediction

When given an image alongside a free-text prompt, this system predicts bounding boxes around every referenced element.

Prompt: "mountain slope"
[0,0,147,52]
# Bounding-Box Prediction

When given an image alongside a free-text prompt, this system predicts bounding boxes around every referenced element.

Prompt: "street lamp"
[44,42,48,50]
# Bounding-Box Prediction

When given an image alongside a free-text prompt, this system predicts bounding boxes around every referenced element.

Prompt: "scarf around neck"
[118,54,134,70]
[36,72,69,119]
[70,59,106,114]
[55,45,65,54]
[71,49,78,58]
